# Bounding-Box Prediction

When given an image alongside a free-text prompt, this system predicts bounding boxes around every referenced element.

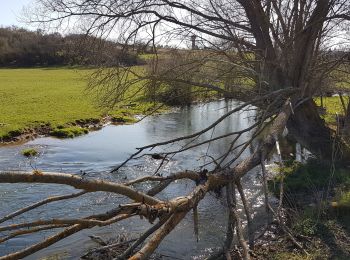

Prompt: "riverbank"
[0,65,223,145]
[1,66,346,145]
[263,160,350,259]
[0,108,155,145]
[0,67,165,144]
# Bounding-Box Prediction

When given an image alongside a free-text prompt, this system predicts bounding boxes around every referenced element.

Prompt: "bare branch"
[0,191,87,224]
[0,171,161,205]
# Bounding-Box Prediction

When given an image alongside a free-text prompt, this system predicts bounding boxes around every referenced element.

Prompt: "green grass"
[0,67,160,140]
[333,189,350,213]
[269,160,350,195]
[269,250,326,260]
[338,191,350,209]
[138,53,159,60]
[50,126,89,138]
[21,148,38,157]
[314,96,346,125]
[0,67,99,138]
[332,66,350,92]
[267,160,350,259]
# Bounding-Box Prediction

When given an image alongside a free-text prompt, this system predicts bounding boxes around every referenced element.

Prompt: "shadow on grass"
[316,214,350,259]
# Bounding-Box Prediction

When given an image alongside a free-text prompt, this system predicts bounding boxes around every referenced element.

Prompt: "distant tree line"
[0,27,145,67]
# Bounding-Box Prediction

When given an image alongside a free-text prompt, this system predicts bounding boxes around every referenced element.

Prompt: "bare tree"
[1,0,350,259]
[28,0,350,158]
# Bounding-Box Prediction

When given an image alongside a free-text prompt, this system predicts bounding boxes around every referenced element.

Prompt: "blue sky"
[0,0,32,28]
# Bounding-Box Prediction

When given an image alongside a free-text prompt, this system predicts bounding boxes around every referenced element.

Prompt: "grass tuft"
[50,127,89,138]
[21,148,38,157]
[111,115,136,123]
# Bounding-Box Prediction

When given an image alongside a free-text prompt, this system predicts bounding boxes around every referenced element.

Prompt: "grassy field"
[0,66,346,141]
[0,67,154,140]
[314,96,347,125]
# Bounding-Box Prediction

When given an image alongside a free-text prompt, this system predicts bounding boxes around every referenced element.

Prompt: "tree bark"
[287,99,350,161]
[343,100,350,136]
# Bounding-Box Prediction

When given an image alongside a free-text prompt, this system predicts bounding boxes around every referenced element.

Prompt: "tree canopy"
[0,27,142,66]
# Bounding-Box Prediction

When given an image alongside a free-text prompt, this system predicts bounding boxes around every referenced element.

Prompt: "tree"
[0,0,350,259]
[28,0,350,158]
[0,27,141,67]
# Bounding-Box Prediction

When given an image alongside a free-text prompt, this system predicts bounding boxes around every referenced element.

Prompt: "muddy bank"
[0,115,136,145]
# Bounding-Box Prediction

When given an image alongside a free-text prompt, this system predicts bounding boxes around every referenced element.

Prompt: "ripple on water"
[0,100,271,259]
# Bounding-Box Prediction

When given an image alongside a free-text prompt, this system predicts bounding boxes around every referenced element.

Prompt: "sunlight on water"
[0,100,269,259]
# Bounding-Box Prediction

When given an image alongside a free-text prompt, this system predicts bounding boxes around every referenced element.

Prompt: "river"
[0,100,268,259]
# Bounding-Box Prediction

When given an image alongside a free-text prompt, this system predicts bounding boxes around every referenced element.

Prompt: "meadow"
[315,96,348,125]
[0,66,347,141]
[0,67,153,140]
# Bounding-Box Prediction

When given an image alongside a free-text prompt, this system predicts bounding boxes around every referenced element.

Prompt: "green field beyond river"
[0,67,156,141]
[0,67,346,142]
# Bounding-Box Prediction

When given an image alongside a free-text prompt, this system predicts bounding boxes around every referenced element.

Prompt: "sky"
[0,0,33,28]
[0,1,346,49]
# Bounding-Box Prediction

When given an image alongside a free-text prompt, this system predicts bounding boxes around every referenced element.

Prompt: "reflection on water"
[0,100,266,259]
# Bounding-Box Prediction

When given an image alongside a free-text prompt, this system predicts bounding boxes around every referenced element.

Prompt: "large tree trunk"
[343,101,350,135]
[287,99,350,161]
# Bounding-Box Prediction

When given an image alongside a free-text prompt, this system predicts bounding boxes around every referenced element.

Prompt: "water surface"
[0,100,266,259]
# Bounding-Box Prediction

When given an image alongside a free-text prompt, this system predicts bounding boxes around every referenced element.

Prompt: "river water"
[0,100,267,259]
